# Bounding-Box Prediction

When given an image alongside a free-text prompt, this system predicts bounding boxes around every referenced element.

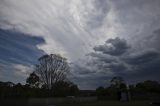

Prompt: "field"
[0,99,149,106]
[61,101,149,106]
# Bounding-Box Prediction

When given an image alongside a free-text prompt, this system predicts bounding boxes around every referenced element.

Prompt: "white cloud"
[0,63,33,83]
[0,0,117,61]
[1,0,160,89]
[13,64,33,77]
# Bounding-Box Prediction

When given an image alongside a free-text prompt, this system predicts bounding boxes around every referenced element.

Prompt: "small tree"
[111,76,125,89]
[111,77,128,101]
[35,54,69,89]
[26,72,40,88]
[52,81,79,97]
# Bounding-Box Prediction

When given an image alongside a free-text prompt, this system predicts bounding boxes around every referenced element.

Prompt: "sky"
[0,0,160,89]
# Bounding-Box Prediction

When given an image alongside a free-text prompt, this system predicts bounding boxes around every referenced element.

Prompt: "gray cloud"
[89,52,116,63]
[86,0,110,28]
[94,37,130,56]
[71,63,96,75]
[0,63,33,84]
[74,36,160,89]
[124,49,160,65]
[68,28,160,89]
[148,29,160,50]
[1,0,160,89]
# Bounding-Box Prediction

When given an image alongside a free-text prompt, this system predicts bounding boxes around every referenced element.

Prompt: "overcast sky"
[0,0,160,89]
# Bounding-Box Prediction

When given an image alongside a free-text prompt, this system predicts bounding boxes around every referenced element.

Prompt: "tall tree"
[35,54,69,89]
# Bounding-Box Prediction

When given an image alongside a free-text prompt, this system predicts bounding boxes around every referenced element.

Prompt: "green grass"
[62,101,149,106]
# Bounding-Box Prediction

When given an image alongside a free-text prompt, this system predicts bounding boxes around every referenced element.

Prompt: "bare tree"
[35,54,69,89]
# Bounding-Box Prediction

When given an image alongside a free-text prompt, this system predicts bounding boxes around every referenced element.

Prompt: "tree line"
[0,54,160,100]
[96,77,160,100]
[0,78,160,100]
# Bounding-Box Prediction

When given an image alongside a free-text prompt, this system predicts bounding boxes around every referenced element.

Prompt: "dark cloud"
[0,0,160,89]
[71,63,96,75]
[124,49,160,65]
[149,29,160,50]
[72,36,160,89]
[94,37,130,56]
[69,70,112,90]
[118,57,160,84]
[89,52,116,63]
[154,29,160,35]
[85,36,160,88]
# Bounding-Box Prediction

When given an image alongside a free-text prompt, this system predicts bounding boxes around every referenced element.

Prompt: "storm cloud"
[0,0,160,89]
[94,37,130,56]
[80,37,160,89]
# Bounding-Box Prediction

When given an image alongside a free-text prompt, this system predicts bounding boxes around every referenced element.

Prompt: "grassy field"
[62,101,149,106]
[0,99,149,106]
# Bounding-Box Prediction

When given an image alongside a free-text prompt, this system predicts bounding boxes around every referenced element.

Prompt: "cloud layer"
[71,37,160,89]
[0,0,160,89]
